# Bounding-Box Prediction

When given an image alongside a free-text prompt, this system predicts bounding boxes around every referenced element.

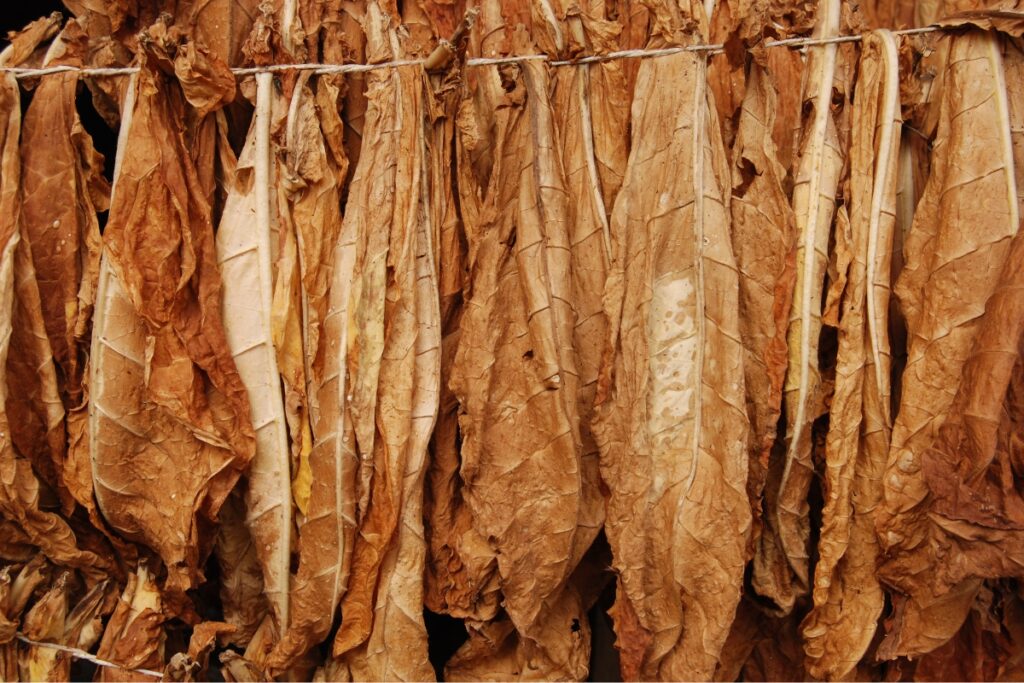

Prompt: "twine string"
[0,25,946,79]
[14,633,164,678]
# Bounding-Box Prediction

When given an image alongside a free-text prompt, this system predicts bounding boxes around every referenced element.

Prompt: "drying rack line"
[0,24,943,78]
[14,632,164,678]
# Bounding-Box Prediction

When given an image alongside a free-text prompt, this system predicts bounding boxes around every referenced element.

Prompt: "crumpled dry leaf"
[444,0,627,676]
[801,29,901,680]
[263,56,352,679]
[0,35,111,586]
[729,60,797,562]
[876,29,1021,660]
[165,621,237,681]
[445,589,591,682]
[0,556,51,679]
[878,145,1024,670]
[18,572,114,681]
[94,563,165,681]
[935,4,1024,35]
[422,0,503,630]
[19,19,109,413]
[757,0,853,615]
[213,488,268,649]
[90,36,255,614]
[550,0,628,572]
[216,69,292,636]
[326,4,439,679]
[857,0,918,27]
[0,12,62,71]
[592,1,750,678]
[445,11,592,680]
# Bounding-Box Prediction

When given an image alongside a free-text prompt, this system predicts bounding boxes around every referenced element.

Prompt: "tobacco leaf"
[94,564,166,681]
[0,518,36,563]
[551,0,629,575]
[264,57,353,677]
[339,55,440,679]
[17,572,71,682]
[213,488,268,648]
[856,0,918,27]
[0,558,51,680]
[757,0,852,615]
[328,5,437,679]
[592,1,750,678]
[715,597,812,682]
[446,589,591,681]
[876,29,1021,660]
[166,621,238,681]
[729,60,798,561]
[90,35,255,613]
[17,572,113,681]
[7,196,78,525]
[908,583,1024,682]
[423,10,501,624]
[446,19,588,681]
[801,29,901,680]
[460,0,631,673]
[184,0,261,66]
[14,23,111,547]
[216,70,292,634]
[19,19,109,412]
[0,39,111,585]
[741,608,811,682]
[882,174,1024,663]
[0,13,62,70]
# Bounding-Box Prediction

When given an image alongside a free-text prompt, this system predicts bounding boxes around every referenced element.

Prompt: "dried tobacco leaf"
[7,185,78,529]
[422,0,504,628]
[729,60,797,559]
[757,0,850,615]
[801,29,901,680]
[90,38,254,612]
[213,488,268,648]
[166,621,237,681]
[592,1,749,678]
[446,12,590,679]
[903,584,1011,681]
[0,558,51,680]
[216,70,292,635]
[19,19,109,411]
[878,119,1024,670]
[17,573,70,682]
[0,35,109,585]
[858,0,918,27]
[876,29,1021,660]
[326,4,438,679]
[263,70,352,673]
[339,52,440,677]
[551,0,629,575]
[94,564,165,681]
[446,1,628,675]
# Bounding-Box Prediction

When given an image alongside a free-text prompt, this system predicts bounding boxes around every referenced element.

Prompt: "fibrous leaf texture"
[756,0,847,615]
[801,29,901,680]
[593,1,750,678]
[90,38,255,613]
[876,29,1021,660]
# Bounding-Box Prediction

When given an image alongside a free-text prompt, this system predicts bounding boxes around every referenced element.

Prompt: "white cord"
[14,632,164,678]
[0,25,944,79]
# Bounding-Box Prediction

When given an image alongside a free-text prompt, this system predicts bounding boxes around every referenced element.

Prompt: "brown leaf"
[801,29,901,680]
[90,42,255,614]
[592,3,750,676]
[877,29,1022,659]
